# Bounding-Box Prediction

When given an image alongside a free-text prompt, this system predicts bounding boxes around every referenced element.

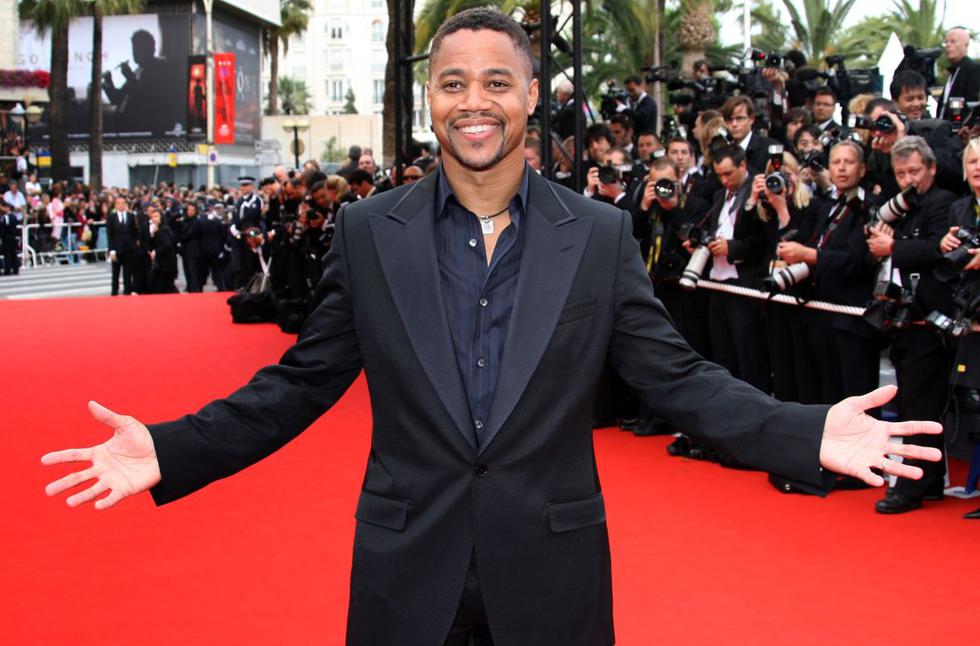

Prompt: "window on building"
[328,19,343,40]
[371,0,383,8]
[371,49,385,74]
[331,79,345,103]
[372,79,384,105]
[371,20,384,42]
[329,48,343,72]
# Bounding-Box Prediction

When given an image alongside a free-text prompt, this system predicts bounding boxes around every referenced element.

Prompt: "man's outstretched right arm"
[43,208,362,508]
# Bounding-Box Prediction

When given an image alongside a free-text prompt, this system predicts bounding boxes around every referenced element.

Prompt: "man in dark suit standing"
[43,9,943,646]
[179,201,205,293]
[106,195,137,296]
[722,96,778,173]
[623,74,656,138]
[938,27,980,119]
[554,80,577,140]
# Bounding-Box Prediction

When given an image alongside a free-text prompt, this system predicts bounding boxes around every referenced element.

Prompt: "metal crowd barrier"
[693,278,867,317]
[16,221,109,269]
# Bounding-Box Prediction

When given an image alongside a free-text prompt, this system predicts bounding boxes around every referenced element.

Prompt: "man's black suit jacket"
[744,132,779,174]
[107,210,137,259]
[940,56,980,113]
[146,171,827,646]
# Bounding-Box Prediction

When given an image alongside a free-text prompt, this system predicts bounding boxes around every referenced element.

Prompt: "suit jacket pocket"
[556,296,598,326]
[355,490,410,531]
[547,492,606,533]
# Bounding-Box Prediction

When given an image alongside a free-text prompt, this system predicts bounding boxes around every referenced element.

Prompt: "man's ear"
[527,78,539,116]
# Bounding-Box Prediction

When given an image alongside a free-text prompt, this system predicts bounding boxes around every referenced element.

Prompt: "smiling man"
[42,9,943,646]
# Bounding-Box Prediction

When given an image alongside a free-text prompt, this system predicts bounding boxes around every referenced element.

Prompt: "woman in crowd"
[147,205,178,294]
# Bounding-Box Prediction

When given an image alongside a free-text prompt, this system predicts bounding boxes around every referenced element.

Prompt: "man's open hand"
[819,385,942,486]
[42,401,161,510]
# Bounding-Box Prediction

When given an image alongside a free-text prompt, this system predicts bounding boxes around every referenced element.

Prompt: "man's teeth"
[459,124,496,134]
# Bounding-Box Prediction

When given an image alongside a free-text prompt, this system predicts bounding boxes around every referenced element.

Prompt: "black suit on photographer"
[701,146,772,392]
[632,159,712,358]
[868,138,957,511]
[790,142,880,404]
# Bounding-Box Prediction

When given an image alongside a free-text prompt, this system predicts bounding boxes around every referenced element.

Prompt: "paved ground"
[0,261,195,300]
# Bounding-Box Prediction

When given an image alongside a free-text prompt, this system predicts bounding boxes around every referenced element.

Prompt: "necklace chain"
[477,205,509,221]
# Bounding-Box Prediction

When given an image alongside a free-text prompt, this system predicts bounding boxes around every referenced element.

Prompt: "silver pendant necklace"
[477,205,509,235]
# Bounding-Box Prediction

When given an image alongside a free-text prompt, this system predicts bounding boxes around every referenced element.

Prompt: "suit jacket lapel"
[367,174,476,451]
[479,173,593,454]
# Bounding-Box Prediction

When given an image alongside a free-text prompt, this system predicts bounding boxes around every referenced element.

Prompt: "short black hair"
[813,86,837,103]
[624,74,643,86]
[889,70,927,100]
[784,49,807,70]
[348,169,374,186]
[609,113,634,131]
[793,125,823,149]
[429,8,533,77]
[864,97,899,115]
[711,144,746,167]
[584,123,614,147]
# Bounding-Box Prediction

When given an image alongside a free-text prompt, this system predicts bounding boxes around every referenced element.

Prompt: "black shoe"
[875,489,923,514]
[633,419,674,437]
[964,507,980,519]
[619,417,641,431]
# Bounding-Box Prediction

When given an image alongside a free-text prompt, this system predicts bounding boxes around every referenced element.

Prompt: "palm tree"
[890,0,946,48]
[89,0,144,191]
[264,0,312,116]
[781,0,857,62]
[677,0,716,73]
[278,76,312,115]
[26,0,87,183]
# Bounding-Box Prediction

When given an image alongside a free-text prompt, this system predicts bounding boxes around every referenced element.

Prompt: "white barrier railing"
[16,221,109,269]
[692,278,867,317]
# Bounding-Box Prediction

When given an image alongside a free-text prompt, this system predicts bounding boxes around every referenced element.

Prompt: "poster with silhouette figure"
[187,56,207,139]
[18,14,191,140]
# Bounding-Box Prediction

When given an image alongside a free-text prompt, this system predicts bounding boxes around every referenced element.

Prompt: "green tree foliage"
[263,0,313,116]
[321,136,345,163]
[278,76,312,115]
[343,88,358,114]
[781,0,857,61]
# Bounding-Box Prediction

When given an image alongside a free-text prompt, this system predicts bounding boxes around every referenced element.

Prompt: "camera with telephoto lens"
[935,227,980,282]
[677,224,714,291]
[869,186,918,226]
[863,277,917,334]
[653,178,677,200]
[848,114,872,130]
[764,229,811,292]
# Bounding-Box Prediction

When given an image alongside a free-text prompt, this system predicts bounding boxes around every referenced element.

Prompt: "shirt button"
[479,298,488,307]
[474,419,484,430]
[474,464,489,477]
[477,357,487,368]
[468,238,477,247]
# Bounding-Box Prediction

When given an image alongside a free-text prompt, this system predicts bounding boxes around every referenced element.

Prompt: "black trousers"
[202,254,228,291]
[444,554,494,646]
[768,301,820,404]
[802,311,880,405]
[657,282,712,360]
[707,287,772,393]
[1,238,19,274]
[890,327,952,497]
[111,255,133,295]
[183,254,204,292]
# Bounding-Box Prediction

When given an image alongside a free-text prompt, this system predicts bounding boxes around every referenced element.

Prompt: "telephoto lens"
[872,186,917,224]
[653,178,677,199]
[765,262,810,291]
[873,115,897,133]
[679,245,712,291]
[848,114,873,130]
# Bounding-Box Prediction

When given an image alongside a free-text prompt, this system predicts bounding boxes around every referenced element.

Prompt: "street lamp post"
[281,118,310,170]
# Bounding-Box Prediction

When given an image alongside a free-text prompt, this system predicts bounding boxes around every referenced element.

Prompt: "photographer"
[554,80,577,141]
[793,125,834,198]
[776,141,879,404]
[623,74,657,136]
[608,114,636,160]
[938,137,980,519]
[751,151,826,404]
[179,201,204,293]
[890,70,929,121]
[865,136,956,513]
[690,145,771,391]
[585,147,635,211]
[634,157,712,357]
[146,205,178,294]
[721,96,779,173]
[939,28,980,120]
[811,87,841,134]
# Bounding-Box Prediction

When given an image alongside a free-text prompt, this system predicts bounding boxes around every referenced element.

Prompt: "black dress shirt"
[435,165,529,448]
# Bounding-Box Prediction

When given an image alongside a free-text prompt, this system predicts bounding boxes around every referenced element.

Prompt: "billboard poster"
[17,14,191,140]
[187,55,207,139]
[214,53,236,145]
[193,12,261,145]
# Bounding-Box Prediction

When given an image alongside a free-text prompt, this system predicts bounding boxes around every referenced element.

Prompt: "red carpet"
[2,293,976,645]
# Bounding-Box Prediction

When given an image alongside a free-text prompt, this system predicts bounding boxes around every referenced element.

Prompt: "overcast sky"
[719,0,978,54]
